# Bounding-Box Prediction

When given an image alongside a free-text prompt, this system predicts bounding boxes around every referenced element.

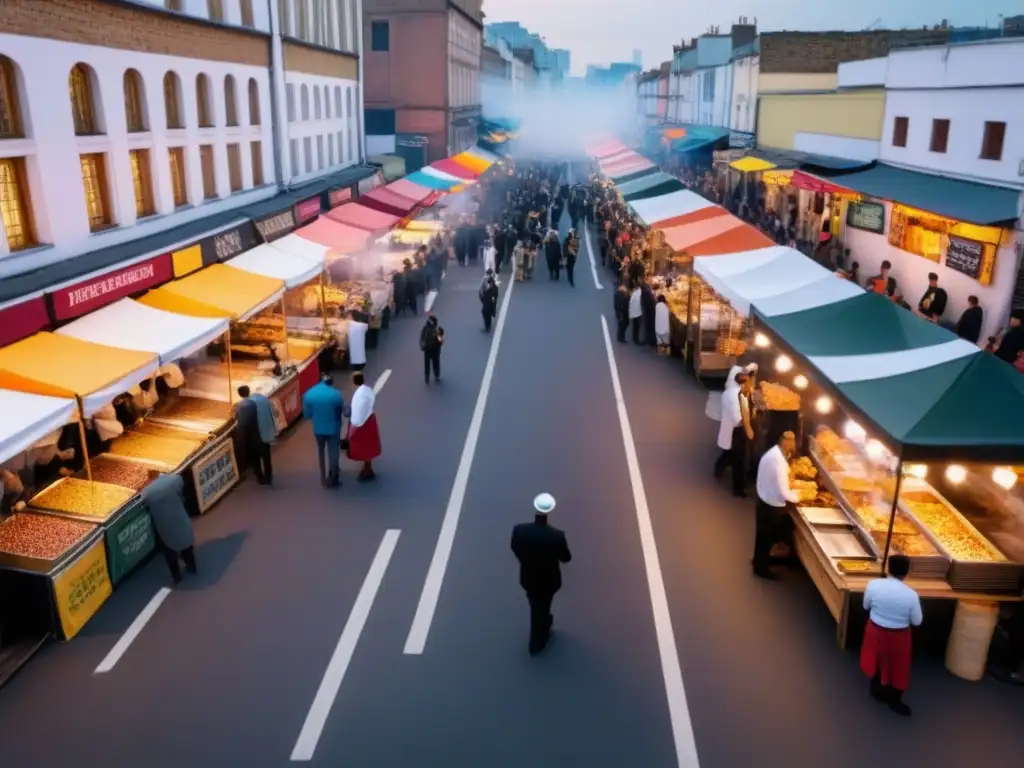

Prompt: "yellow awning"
[392,229,434,245]
[405,220,443,232]
[451,153,491,174]
[0,332,158,413]
[138,263,285,322]
[729,156,777,173]
[763,170,793,186]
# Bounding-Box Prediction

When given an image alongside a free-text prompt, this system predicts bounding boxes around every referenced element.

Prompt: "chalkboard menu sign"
[846,201,886,234]
[945,236,984,279]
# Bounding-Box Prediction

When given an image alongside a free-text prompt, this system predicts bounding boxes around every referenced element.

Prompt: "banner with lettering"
[50,254,173,321]
[199,221,258,266]
[294,197,323,224]
[328,187,353,208]
[105,500,155,585]
[52,538,113,640]
[253,209,297,242]
[192,436,239,514]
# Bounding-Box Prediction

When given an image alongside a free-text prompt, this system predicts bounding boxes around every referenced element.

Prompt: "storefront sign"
[105,501,155,585]
[946,236,985,279]
[847,201,886,235]
[0,295,48,347]
[272,376,302,429]
[192,437,239,514]
[762,170,793,187]
[51,254,173,321]
[328,187,353,208]
[199,223,258,266]
[254,210,297,242]
[171,244,204,278]
[52,538,112,640]
[294,197,323,224]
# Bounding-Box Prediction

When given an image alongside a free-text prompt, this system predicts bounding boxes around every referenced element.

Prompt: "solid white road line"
[372,369,392,395]
[600,315,700,768]
[403,274,516,655]
[94,587,172,674]
[583,225,604,290]
[290,529,401,762]
[424,289,438,313]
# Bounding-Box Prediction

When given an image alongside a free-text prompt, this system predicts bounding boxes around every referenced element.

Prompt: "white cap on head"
[533,493,556,514]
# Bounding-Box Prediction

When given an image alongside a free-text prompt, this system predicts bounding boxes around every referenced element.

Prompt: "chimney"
[731,21,757,49]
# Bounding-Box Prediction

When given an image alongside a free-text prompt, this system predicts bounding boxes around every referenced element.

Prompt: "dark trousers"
[424,349,441,382]
[526,590,555,653]
[548,263,560,280]
[315,434,340,487]
[406,293,418,315]
[753,500,794,570]
[483,310,494,332]
[566,259,575,286]
[617,315,629,342]
[631,317,643,344]
[251,441,272,485]
[161,542,196,583]
[730,428,749,495]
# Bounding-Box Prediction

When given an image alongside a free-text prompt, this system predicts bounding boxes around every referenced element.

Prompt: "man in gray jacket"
[141,473,196,584]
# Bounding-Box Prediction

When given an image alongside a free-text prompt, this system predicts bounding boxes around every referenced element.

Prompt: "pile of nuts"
[0,513,95,560]
[30,478,135,519]
[76,456,160,492]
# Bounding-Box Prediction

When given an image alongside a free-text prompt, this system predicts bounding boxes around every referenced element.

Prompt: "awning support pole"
[75,396,92,483]
[225,330,234,404]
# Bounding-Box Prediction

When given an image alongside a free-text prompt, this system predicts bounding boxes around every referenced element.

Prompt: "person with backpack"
[420,313,445,384]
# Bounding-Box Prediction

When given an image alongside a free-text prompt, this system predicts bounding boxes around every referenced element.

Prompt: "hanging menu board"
[846,201,886,235]
[945,236,984,279]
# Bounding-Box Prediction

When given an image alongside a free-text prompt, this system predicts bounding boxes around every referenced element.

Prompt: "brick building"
[362,0,483,163]
[0,0,369,292]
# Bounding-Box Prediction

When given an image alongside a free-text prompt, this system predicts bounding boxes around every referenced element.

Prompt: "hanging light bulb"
[865,439,887,459]
[843,420,866,441]
[775,354,793,373]
[904,464,928,480]
[992,467,1017,490]
[945,465,967,484]
[793,375,808,390]
[754,332,770,348]
[815,395,833,414]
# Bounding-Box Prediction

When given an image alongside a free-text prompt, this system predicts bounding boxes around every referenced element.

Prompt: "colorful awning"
[451,152,491,174]
[326,202,401,233]
[358,189,417,218]
[661,210,774,255]
[729,156,777,173]
[630,190,715,227]
[0,389,78,466]
[406,169,460,191]
[386,178,434,203]
[429,159,479,180]
[291,217,371,254]
[138,263,285,322]
[227,246,323,289]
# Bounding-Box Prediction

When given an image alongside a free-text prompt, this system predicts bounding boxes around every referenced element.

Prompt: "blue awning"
[405,170,459,191]
[816,163,1021,225]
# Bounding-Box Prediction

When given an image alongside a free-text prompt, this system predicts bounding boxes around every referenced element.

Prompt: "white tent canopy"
[695,247,834,316]
[809,340,980,384]
[753,273,863,317]
[56,298,229,366]
[420,166,466,184]
[228,244,323,288]
[630,190,714,227]
[272,234,330,263]
[0,390,77,466]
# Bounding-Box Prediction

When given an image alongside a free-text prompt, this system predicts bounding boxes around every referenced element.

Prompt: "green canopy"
[618,171,676,197]
[830,352,1024,461]
[611,166,660,184]
[758,293,954,357]
[625,178,686,202]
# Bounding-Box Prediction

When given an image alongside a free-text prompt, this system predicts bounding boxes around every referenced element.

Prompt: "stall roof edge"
[242,166,378,219]
[747,147,872,172]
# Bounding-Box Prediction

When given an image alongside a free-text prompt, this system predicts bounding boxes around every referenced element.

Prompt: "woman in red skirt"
[860,554,922,716]
[346,372,381,481]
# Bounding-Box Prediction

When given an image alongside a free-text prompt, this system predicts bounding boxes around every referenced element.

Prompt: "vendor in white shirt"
[346,311,369,372]
[752,430,799,580]
[860,554,921,716]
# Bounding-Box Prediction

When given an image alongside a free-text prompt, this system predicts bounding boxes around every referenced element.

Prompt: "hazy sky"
[482,0,1018,75]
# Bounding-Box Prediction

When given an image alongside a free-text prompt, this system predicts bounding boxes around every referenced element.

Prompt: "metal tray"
[798,506,850,527]
[813,528,873,560]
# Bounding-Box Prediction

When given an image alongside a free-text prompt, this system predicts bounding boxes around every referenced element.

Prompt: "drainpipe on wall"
[355,0,366,162]
[267,0,288,185]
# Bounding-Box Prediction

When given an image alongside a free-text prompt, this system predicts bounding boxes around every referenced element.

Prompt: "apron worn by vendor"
[860,574,923,694]
[346,384,382,463]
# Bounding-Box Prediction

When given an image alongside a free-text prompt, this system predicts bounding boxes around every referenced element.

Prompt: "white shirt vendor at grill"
[752,430,798,580]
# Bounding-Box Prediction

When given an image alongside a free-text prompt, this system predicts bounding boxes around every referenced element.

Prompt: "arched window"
[300,85,309,120]
[247,78,260,125]
[163,72,183,129]
[313,87,321,120]
[123,69,146,132]
[0,55,24,139]
[196,74,213,127]
[69,63,100,135]
[224,75,238,126]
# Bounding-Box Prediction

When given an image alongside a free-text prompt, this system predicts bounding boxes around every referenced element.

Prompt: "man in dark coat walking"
[511,493,572,655]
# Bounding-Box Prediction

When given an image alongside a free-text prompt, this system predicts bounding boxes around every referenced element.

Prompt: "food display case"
[688,279,748,378]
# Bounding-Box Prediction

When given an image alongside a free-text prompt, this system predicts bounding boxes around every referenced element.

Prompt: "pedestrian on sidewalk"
[544,230,561,281]
[141,473,196,584]
[614,283,630,343]
[654,295,671,355]
[234,385,276,485]
[480,273,499,332]
[641,280,657,346]
[302,373,345,488]
[511,493,572,656]
[563,229,579,287]
[482,236,497,273]
[344,372,381,482]
[628,283,643,344]
[420,313,444,384]
[752,430,798,579]
[860,554,922,716]
[347,311,368,372]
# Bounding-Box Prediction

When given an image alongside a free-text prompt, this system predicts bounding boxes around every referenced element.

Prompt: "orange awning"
[684,226,775,256]
[662,216,749,252]
[653,205,729,231]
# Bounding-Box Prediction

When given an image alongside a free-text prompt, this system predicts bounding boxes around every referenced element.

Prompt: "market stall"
[616,171,685,203]
[450,151,492,176]
[428,158,480,181]
[358,188,419,219]
[749,292,1024,676]
[611,165,661,186]
[327,202,401,235]
[385,178,435,207]
[277,218,371,259]
[630,189,715,229]
[405,169,462,192]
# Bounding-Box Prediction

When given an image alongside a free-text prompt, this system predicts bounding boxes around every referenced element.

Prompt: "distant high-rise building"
[632,49,643,67]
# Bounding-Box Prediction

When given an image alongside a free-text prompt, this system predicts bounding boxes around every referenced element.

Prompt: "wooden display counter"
[790,510,1021,680]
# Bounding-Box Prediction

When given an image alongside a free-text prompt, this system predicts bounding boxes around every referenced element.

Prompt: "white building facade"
[728,45,758,135]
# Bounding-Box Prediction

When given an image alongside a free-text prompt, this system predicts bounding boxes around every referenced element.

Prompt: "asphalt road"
[0,205,1021,768]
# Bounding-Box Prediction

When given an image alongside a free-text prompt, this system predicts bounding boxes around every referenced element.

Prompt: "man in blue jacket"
[302,373,345,487]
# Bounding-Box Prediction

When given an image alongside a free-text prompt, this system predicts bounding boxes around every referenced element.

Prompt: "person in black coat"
[563,230,579,287]
[640,281,657,347]
[480,274,499,332]
[956,295,984,344]
[614,283,630,343]
[544,231,561,280]
[511,493,572,655]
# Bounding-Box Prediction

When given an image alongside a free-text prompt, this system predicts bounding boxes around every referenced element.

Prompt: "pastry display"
[815,427,842,455]
[74,456,161,491]
[837,558,881,574]
[791,479,819,503]
[716,337,747,356]
[813,489,838,508]
[134,422,207,441]
[789,456,817,481]
[0,513,96,561]
[29,478,136,520]
[870,530,939,558]
[902,496,1006,562]
[837,475,875,493]
[761,381,801,411]
[150,397,231,432]
[108,432,203,469]
[852,506,919,535]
